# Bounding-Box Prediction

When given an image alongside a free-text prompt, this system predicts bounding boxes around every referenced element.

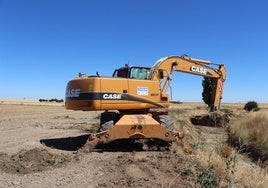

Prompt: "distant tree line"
[170,101,183,104]
[39,98,64,103]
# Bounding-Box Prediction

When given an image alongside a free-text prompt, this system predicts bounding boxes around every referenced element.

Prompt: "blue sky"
[0,0,268,103]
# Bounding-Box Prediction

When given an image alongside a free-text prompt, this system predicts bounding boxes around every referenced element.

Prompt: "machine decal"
[190,65,207,75]
[137,87,148,96]
[103,93,122,99]
[65,88,80,98]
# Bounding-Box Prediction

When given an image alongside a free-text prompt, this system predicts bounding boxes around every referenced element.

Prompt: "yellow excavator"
[65,55,226,152]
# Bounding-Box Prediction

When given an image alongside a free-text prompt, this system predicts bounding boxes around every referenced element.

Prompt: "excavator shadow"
[40,134,89,151]
[94,139,171,152]
[40,135,170,152]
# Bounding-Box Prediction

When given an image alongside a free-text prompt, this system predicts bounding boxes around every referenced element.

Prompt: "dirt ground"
[0,103,200,188]
[1,101,266,187]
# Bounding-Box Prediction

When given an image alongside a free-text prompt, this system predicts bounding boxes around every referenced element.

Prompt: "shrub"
[244,101,258,111]
[195,164,218,188]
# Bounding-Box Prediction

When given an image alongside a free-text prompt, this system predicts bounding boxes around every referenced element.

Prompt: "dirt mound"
[190,111,230,127]
[0,148,72,174]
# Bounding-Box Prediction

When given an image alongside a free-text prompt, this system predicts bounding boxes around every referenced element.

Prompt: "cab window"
[113,68,129,78]
[130,67,150,79]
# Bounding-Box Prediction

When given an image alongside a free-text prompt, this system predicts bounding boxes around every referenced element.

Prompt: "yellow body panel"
[65,76,169,111]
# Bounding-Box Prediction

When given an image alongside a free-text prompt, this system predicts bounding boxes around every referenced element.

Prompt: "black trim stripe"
[66,92,165,108]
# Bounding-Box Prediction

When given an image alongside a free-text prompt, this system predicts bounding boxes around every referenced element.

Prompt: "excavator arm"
[149,55,226,110]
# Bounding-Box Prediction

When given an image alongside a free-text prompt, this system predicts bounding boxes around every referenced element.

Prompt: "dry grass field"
[230,110,268,163]
[0,99,267,187]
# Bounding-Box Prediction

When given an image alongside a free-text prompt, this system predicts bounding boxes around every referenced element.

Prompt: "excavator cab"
[113,65,151,80]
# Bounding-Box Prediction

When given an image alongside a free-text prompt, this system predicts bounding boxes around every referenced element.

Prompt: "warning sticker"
[137,87,148,96]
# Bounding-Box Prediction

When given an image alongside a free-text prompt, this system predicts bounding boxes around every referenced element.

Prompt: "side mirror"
[159,69,164,79]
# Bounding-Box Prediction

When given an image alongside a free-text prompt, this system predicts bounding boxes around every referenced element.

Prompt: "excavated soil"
[190,111,230,127]
[0,148,72,174]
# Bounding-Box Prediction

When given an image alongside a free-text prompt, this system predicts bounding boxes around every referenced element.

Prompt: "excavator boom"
[149,55,226,110]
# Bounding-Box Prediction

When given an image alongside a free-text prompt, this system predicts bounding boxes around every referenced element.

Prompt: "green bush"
[244,101,258,111]
[195,164,218,188]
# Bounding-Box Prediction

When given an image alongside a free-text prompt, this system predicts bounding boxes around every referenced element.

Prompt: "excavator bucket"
[82,114,193,154]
